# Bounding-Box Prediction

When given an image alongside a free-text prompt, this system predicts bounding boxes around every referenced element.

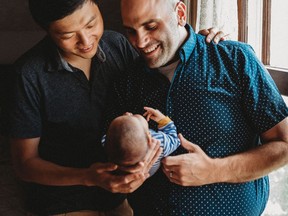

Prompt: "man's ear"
[176,1,187,26]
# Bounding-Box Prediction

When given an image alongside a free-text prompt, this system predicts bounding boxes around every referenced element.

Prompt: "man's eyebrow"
[123,19,158,30]
[57,16,96,35]
[142,19,158,26]
[85,15,97,26]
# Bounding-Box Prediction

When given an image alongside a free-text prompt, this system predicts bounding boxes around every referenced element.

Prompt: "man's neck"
[158,59,180,82]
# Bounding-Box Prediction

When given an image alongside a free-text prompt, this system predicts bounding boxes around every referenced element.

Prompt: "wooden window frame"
[237,0,248,43]
[183,0,197,30]
[262,0,271,65]
[238,0,288,96]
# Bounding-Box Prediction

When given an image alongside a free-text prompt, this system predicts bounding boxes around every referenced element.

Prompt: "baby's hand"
[143,107,166,122]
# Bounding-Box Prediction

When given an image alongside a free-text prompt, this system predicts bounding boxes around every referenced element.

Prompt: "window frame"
[238,0,288,96]
[183,0,197,30]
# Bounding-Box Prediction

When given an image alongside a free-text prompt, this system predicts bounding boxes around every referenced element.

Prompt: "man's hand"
[198,27,230,44]
[162,134,217,186]
[86,162,148,193]
[142,137,162,173]
[87,138,162,193]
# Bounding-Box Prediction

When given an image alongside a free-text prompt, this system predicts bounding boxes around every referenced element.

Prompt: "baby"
[103,107,180,176]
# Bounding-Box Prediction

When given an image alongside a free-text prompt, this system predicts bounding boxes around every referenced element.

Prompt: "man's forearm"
[15,157,89,186]
[214,141,288,183]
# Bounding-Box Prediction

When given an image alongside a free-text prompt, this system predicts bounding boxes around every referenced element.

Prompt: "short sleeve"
[9,65,42,138]
[238,45,288,133]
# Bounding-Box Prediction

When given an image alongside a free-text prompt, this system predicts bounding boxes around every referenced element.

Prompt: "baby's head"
[105,113,151,169]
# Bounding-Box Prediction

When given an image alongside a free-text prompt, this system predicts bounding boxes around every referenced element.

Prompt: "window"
[270,0,288,69]
[244,0,288,72]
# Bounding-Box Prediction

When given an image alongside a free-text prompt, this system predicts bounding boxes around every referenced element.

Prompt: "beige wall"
[0,0,122,64]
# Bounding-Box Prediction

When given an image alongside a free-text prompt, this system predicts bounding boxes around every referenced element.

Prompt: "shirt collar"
[57,50,73,72]
[178,24,197,64]
[46,40,106,73]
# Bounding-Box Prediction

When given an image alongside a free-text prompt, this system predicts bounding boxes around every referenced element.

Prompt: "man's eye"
[61,35,73,40]
[126,29,136,35]
[146,25,157,30]
[87,25,94,29]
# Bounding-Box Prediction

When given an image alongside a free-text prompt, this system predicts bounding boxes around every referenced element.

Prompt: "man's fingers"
[213,31,226,43]
[95,162,118,172]
[148,139,161,164]
[124,174,148,193]
[220,33,230,41]
[142,138,161,173]
[206,27,219,43]
[207,27,218,35]
[148,146,162,170]
[198,27,230,43]
[112,172,146,193]
[214,32,231,43]
[198,28,210,36]
[118,162,143,174]
[178,133,197,153]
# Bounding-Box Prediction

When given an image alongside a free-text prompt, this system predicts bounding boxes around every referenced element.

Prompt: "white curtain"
[195,0,238,40]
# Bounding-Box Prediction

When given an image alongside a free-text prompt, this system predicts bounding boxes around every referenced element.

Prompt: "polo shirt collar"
[46,41,106,73]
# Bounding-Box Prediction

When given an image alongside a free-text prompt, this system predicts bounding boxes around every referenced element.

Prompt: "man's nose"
[136,32,149,49]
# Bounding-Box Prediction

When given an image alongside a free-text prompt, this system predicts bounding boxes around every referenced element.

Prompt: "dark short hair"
[29,0,98,29]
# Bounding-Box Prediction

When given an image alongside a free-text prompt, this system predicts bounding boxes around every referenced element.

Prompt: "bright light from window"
[247,0,263,59]
[270,0,288,69]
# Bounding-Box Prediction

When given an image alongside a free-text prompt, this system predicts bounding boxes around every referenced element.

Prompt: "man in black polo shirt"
[9,0,156,215]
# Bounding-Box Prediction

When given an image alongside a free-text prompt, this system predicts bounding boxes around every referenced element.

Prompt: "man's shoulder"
[195,34,254,53]
[218,40,254,53]
[195,34,257,63]
[14,36,55,73]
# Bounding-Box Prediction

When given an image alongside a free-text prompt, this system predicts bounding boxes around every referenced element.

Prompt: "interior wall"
[98,0,124,34]
[0,1,45,64]
[0,0,122,64]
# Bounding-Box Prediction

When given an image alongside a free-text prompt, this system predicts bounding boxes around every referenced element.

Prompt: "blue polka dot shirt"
[107,25,288,216]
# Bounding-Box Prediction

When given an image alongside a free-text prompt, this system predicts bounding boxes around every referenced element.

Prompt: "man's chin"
[143,58,162,69]
[77,52,96,60]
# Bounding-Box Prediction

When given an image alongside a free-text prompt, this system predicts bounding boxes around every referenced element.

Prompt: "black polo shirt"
[10,30,137,215]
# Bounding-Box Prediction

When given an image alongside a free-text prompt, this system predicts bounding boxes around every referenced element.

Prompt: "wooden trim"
[266,67,288,96]
[182,0,191,25]
[190,0,198,30]
[182,0,197,29]
[237,0,248,42]
[262,0,271,65]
